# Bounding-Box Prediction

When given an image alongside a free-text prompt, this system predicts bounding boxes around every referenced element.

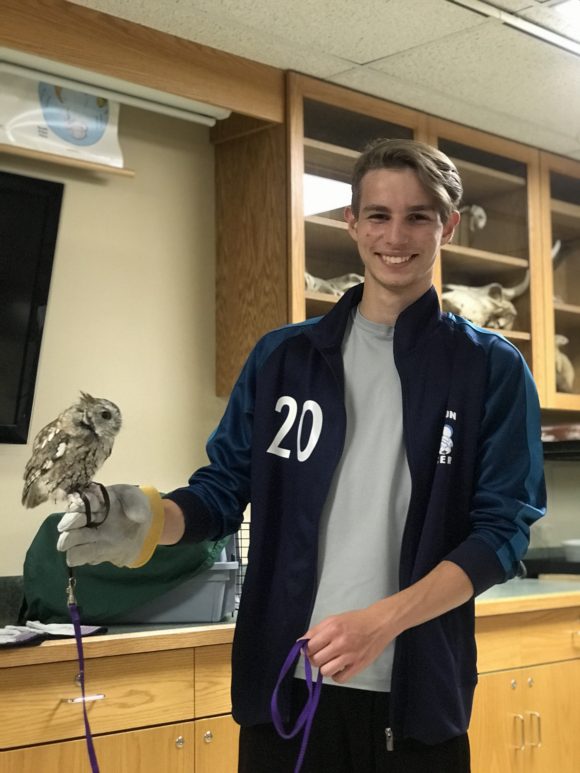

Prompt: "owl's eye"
[100,410,112,420]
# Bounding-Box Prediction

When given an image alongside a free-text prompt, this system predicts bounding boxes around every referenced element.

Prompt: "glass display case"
[540,153,580,410]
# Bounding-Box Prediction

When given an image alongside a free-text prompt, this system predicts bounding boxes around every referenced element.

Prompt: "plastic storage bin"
[117,555,238,624]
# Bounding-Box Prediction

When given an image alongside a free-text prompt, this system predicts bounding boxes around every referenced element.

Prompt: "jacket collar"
[305,283,442,354]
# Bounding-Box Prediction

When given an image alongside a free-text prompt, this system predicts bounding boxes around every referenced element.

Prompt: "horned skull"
[441,272,530,330]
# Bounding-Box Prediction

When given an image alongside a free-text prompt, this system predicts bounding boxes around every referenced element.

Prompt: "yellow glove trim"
[128,486,165,568]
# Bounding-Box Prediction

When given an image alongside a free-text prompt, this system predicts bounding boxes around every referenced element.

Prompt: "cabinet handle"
[63,693,105,704]
[513,714,525,751]
[175,736,185,749]
[203,730,214,744]
[527,711,542,748]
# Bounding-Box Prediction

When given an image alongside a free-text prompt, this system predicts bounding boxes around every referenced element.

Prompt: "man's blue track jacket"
[166,283,546,746]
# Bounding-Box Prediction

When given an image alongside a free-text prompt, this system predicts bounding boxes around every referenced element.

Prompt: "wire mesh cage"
[234,520,250,610]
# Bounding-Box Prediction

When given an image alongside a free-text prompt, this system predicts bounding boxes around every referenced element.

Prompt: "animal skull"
[555,334,575,393]
[442,272,530,330]
[305,272,364,297]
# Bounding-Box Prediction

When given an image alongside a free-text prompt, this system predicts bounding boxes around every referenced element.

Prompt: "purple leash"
[271,639,323,773]
[67,570,101,773]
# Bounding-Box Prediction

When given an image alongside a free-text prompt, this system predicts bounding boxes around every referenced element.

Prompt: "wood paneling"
[215,122,288,395]
[0,0,284,123]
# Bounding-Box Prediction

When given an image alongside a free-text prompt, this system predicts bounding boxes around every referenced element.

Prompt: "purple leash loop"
[271,639,323,773]
[67,569,100,773]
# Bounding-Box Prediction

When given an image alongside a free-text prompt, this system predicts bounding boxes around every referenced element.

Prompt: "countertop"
[0,620,236,669]
[3,579,580,669]
[475,578,580,616]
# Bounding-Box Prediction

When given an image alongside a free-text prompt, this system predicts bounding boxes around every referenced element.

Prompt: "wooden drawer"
[0,721,195,773]
[476,606,580,672]
[476,614,522,672]
[519,607,580,666]
[195,644,232,717]
[0,649,194,748]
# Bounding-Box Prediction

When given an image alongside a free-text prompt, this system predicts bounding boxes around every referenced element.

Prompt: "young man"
[58,139,546,772]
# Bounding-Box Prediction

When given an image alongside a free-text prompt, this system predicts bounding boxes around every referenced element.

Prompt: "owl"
[22,392,122,509]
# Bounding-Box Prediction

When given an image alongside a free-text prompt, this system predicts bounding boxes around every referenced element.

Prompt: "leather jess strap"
[67,569,100,773]
[270,639,323,773]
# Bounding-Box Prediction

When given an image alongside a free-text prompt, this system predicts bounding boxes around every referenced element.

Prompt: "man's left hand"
[301,603,397,684]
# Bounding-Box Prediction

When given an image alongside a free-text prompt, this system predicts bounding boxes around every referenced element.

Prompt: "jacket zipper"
[385,727,394,751]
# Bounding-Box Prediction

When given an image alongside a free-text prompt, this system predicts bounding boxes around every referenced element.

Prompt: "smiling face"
[345,167,459,323]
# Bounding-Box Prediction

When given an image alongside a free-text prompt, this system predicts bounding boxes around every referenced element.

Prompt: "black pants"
[238,680,470,773]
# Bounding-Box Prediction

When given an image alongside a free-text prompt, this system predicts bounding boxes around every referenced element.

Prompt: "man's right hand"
[56,483,164,568]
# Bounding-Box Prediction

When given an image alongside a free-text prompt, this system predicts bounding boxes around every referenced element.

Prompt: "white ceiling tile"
[478,0,534,10]
[369,21,580,136]
[518,3,580,41]
[68,0,351,76]
[331,65,580,156]
[70,0,485,64]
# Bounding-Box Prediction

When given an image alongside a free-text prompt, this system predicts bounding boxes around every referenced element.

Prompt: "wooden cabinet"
[214,72,578,415]
[472,660,580,773]
[195,715,239,773]
[213,74,430,395]
[0,721,196,773]
[426,118,545,398]
[287,73,429,324]
[472,596,580,773]
[0,716,240,773]
[538,152,580,410]
[0,626,238,773]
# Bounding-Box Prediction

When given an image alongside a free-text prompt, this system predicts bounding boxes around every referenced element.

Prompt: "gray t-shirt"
[295,307,412,691]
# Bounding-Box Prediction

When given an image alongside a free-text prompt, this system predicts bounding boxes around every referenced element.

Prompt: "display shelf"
[490,328,531,341]
[441,243,528,278]
[304,138,358,182]
[451,157,525,200]
[551,198,580,240]
[554,301,580,320]
[305,290,336,317]
[305,215,355,263]
[0,143,135,177]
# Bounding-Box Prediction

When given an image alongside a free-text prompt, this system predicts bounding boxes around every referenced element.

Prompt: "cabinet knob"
[527,677,534,687]
[511,679,517,690]
[203,730,214,744]
[175,736,185,749]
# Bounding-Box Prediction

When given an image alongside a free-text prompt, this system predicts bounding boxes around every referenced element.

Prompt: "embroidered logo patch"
[437,410,456,465]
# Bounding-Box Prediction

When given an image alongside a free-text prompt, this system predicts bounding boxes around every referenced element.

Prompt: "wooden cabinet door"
[194,714,239,773]
[0,721,195,773]
[525,660,580,773]
[470,669,526,773]
[538,151,580,411]
[426,117,544,400]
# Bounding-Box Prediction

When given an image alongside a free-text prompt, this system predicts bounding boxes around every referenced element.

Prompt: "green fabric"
[22,513,228,625]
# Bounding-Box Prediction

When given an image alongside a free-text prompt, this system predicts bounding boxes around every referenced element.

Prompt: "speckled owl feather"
[22,392,122,508]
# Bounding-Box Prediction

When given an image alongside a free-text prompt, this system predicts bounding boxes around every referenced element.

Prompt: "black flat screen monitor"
[0,169,63,443]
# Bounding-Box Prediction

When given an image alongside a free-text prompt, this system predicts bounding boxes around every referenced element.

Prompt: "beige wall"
[0,106,227,576]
